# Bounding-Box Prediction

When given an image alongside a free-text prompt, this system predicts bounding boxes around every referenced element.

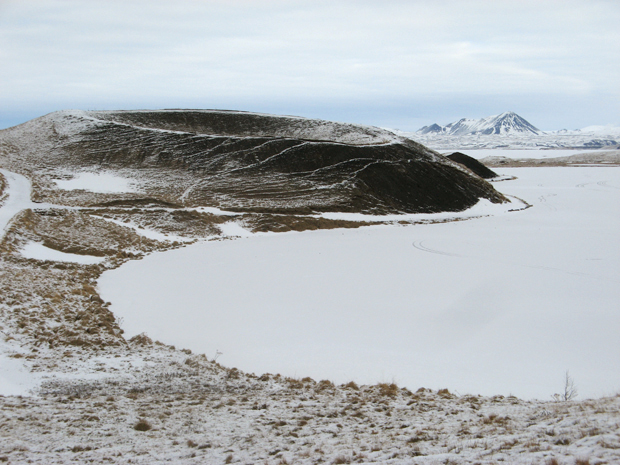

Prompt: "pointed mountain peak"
[417,112,541,136]
[418,123,445,134]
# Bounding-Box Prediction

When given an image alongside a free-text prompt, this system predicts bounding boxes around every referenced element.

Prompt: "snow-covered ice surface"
[315,197,520,222]
[100,167,620,400]
[53,171,138,193]
[443,149,610,160]
[19,241,106,264]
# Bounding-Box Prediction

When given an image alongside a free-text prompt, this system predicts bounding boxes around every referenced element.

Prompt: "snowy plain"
[99,166,620,401]
[440,149,612,160]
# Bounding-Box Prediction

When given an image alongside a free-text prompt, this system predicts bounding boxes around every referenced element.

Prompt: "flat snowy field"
[442,149,610,160]
[99,167,620,400]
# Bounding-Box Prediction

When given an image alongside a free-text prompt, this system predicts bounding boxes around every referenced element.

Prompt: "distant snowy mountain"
[418,112,541,136]
[404,112,620,150]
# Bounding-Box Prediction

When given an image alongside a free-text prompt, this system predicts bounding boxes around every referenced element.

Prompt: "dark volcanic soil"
[447,152,498,179]
[0,110,507,214]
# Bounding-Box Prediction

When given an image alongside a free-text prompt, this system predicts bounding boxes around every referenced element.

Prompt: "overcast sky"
[1,0,619,131]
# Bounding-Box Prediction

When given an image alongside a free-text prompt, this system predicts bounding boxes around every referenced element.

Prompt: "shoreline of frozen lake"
[99,166,620,400]
[441,148,618,160]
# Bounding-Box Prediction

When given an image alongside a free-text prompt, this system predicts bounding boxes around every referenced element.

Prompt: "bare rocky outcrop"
[447,152,499,179]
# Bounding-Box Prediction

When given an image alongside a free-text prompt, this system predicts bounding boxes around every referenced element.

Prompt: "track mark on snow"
[597,180,620,189]
[412,241,461,257]
[537,193,557,211]
[412,238,617,283]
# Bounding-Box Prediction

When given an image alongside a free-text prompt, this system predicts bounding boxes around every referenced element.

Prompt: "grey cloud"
[1,0,618,130]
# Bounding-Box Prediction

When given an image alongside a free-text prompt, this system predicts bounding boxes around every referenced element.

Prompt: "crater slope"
[0,109,506,214]
[447,152,499,179]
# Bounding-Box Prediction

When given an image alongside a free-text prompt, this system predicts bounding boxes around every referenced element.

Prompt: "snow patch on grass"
[53,172,138,193]
[94,216,194,243]
[20,241,106,264]
[194,206,239,216]
[0,350,40,396]
[218,221,254,237]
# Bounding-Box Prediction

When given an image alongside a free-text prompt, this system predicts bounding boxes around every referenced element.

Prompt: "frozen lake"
[444,148,613,160]
[99,167,620,399]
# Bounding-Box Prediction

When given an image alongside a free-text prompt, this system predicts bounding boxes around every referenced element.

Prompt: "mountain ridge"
[404,112,619,150]
[418,111,541,136]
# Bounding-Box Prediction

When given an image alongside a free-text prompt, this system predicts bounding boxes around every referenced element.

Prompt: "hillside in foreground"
[2,341,619,464]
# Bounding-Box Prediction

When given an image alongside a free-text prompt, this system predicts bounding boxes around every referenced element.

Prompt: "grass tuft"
[376,382,399,397]
[133,419,152,431]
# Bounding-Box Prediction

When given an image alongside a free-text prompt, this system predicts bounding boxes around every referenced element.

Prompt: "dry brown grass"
[242,213,375,233]
[133,419,152,431]
[129,333,153,346]
[0,172,6,200]
[343,381,359,390]
[286,377,305,390]
[316,379,335,392]
[376,382,399,397]
[16,208,167,257]
[332,454,352,464]
[88,207,227,239]
[482,413,511,426]
[0,202,193,350]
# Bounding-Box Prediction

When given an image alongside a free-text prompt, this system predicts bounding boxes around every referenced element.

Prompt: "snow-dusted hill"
[0,109,507,215]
